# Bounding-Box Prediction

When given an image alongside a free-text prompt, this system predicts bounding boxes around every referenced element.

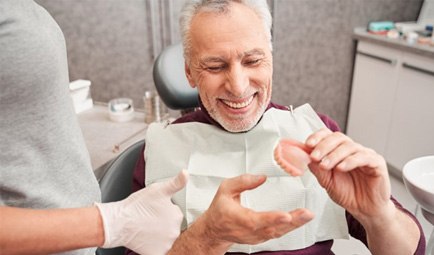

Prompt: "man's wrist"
[355,201,421,254]
[188,212,233,253]
[356,200,398,232]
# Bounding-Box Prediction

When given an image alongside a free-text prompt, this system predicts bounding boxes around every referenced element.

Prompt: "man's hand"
[305,128,421,255]
[169,174,314,254]
[305,128,391,221]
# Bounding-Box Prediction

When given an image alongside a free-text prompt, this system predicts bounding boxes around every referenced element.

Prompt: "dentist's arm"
[305,128,422,255]
[168,174,314,255]
[0,170,188,255]
[0,206,104,255]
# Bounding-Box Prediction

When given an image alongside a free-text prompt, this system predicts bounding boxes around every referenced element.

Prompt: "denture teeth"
[223,96,253,109]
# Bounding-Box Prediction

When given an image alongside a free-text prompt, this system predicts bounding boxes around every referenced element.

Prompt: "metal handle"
[357,51,397,66]
[402,62,434,77]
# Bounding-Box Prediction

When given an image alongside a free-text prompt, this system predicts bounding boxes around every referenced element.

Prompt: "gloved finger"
[159,169,189,197]
[221,174,267,195]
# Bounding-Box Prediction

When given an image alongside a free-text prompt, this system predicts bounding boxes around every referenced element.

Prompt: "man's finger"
[159,169,189,196]
[255,208,314,229]
[305,127,332,147]
[287,208,315,227]
[223,174,267,194]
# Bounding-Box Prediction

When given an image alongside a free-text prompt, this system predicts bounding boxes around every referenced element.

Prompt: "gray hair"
[179,0,273,63]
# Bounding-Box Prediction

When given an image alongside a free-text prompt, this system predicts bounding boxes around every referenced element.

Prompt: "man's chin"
[222,123,254,133]
[218,116,261,133]
[211,102,268,132]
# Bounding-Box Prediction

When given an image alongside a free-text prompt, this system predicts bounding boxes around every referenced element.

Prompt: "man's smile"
[220,94,255,109]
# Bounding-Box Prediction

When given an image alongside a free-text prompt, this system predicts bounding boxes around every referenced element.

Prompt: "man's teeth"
[223,96,254,109]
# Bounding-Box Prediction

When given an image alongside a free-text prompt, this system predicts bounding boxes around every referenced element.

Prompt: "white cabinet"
[385,52,434,169]
[347,42,401,156]
[347,41,434,171]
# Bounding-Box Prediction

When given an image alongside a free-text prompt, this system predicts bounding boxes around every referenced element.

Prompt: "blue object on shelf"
[368,21,395,32]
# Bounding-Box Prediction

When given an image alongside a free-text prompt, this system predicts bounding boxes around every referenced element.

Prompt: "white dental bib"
[145,104,349,253]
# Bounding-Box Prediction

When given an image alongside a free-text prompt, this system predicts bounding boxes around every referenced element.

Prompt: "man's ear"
[185,62,196,88]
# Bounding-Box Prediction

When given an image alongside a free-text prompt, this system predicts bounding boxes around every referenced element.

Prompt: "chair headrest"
[153,43,199,110]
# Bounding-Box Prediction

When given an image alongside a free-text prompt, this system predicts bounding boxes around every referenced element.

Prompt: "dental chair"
[153,42,199,111]
[96,139,144,255]
[97,43,196,255]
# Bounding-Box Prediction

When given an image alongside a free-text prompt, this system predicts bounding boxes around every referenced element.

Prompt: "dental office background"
[37,0,433,170]
[35,1,433,253]
[35,0,423,129]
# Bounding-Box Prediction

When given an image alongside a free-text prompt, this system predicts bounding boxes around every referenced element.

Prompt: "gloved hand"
[95,170,188,255]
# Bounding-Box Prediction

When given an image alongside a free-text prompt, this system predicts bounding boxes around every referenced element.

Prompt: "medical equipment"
[403,156,434,255]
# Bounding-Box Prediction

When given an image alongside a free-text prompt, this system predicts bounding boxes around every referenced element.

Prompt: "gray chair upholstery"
[96,139,145,255]
[153,43,199,110]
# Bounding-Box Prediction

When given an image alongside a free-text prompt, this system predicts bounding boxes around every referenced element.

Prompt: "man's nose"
[225,64,249,97]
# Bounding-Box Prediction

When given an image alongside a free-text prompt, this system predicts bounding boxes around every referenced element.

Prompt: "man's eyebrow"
[200,56,226,63]
[200,49,265,63]
[244,48,265,57]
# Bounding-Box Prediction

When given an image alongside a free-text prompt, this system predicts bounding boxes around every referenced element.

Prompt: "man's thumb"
[159,169,189,196]
[226,174,267,195]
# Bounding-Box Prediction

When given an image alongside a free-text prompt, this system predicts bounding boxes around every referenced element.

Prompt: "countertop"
[353,27,434,58]
[78,103,147,179]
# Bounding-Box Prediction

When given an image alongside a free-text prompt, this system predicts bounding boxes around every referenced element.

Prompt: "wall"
[271,0,423,129]
[35,0,153,106]
[36,0,423,129]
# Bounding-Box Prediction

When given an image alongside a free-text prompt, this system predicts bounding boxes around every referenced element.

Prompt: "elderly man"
[130,0,425,254]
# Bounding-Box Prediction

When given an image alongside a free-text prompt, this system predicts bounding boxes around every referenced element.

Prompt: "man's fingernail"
[279,216,292,223]
[311,150,321,159]
[307,139,317,147]
[337,162,346,170]
[320,157,329,168]
[300,211,314,222]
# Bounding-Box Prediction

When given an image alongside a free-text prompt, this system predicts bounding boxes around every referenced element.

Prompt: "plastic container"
[108,98,135,122]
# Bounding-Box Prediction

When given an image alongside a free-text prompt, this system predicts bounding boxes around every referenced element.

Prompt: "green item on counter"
[368,21,395,32]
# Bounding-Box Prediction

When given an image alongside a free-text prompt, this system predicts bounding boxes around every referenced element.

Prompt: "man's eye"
[244,59,261,66]
[207,66,224,72]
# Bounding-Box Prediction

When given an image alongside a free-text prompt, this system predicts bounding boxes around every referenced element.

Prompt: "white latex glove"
[95,169,188,255]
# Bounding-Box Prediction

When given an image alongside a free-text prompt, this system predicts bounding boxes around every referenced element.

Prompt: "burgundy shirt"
[127,102,425,255]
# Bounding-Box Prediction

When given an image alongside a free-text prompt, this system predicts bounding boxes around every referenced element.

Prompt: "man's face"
[185,2,273,132]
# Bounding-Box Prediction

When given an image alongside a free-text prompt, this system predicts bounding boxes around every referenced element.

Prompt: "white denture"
[222,95,253,109]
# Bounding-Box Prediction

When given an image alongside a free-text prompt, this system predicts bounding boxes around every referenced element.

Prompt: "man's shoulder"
[317,113,340,132]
